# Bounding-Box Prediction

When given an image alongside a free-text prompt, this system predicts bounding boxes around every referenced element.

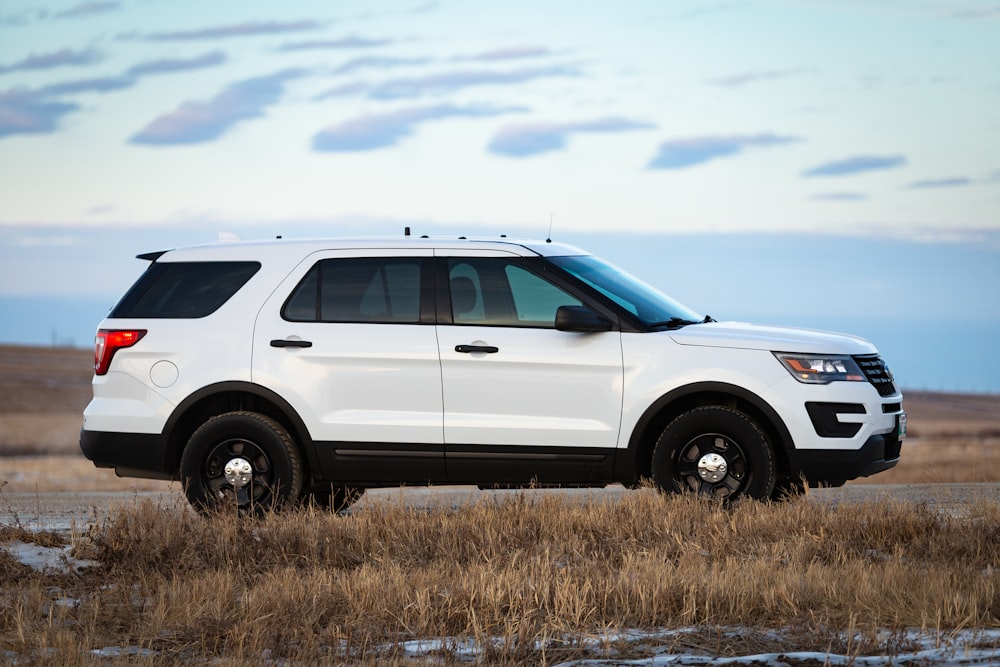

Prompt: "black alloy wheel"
[652,405,776,501]
[180,411,303,515]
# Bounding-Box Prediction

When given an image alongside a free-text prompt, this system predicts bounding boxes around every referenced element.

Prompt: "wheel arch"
[616,382,794,484]
[162,382,319,481]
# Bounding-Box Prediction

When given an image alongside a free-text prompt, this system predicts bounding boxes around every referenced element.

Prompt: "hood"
[668,321,878,355]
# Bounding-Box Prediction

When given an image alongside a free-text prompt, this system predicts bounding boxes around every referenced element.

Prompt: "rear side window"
[283,257,422,323]
[110,261,260,318]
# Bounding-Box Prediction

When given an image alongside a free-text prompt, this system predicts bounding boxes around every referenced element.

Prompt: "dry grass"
[2,490,999,664]
[873,436,1000,484]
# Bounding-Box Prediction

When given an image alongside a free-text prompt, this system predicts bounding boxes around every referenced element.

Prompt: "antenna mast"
[546,214,553,243]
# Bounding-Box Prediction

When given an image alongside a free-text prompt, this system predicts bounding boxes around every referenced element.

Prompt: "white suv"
[80,236,905,511]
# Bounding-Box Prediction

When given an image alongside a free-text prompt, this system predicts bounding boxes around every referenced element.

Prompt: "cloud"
[906,177,972,189]
[647,133,800,169]
[312,104,522,152]
[140,20,322,41]
[0,9,46,26]
[0,89,79,138]
[0,47,233,140]
[53,2,119,19]
[277,36,392,51]
[950,7,1000,19]
[488,118,655,157]
[812,192,868,201]
[453,46,553,62]
[0,76,132,138]
[38,76,134,96]
[709,69,805,87]
[314,82,371,99]
[0,48,101,74]
[126,51,226,77]
[130,70,303,145]
[316,65,581,101]
[332,56,431,75]
[801,155,907,177]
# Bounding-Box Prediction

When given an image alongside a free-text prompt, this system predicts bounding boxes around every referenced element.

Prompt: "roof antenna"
[404,226,411,237]
[546,213,554,243]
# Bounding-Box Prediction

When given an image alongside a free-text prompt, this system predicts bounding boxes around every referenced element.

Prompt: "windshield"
[550,255,702,328]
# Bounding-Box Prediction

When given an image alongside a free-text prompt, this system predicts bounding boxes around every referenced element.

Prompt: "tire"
[305,484,365,513]
[652,405,776,501]
[180,411,304,515]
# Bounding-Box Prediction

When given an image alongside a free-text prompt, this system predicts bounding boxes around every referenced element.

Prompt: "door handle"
[270,339,313,348]
[455,344,499,354]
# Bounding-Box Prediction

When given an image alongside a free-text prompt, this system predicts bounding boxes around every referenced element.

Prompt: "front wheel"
[652,406,776,501]
[180,411,304,515]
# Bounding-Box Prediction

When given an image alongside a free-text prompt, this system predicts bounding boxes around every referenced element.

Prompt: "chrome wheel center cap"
[697,453,728,483]
[224,457,253,488]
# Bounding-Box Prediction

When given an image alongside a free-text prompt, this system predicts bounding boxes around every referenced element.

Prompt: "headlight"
[774,353,866,384]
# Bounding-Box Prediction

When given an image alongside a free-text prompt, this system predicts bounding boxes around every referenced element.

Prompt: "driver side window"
[447,258,581,328]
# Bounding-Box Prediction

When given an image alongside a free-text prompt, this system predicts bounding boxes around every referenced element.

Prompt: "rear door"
[435,252,624,484]
[252,249,445,484]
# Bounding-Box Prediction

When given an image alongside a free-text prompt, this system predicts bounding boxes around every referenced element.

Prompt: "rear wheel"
[652,405,776,501]
[180,411,303,515]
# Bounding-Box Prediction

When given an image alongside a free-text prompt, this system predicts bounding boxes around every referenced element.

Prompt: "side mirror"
[555,305,613,332]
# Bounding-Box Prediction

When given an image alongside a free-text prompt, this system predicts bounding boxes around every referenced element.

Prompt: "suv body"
[81,236,905,510]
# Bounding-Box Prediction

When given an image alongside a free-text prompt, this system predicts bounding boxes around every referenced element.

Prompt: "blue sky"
[1,0,999,390]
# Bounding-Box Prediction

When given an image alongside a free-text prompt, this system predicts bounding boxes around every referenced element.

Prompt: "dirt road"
[3,483,997,532]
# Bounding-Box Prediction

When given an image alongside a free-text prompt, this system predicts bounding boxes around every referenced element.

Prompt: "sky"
[0,0,999,391]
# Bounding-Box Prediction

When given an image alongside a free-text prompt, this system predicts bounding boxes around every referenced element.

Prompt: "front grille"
[854,354,897,397]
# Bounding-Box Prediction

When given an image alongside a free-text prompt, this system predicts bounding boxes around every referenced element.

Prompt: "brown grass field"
[2,345,1000,664]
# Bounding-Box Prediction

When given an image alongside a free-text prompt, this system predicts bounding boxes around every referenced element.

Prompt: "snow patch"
[6,539,98,573]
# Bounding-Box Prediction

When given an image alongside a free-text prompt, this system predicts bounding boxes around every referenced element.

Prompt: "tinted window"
[111,261,260,318]
[284,257,422,323]
[550,255,701,325]
[447,258,580,328]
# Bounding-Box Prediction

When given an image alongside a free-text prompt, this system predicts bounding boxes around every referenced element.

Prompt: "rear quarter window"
[110,261,261,318]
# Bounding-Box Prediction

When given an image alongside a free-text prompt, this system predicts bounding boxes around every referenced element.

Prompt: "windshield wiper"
[647,317,700,329]
[647,314,716,329]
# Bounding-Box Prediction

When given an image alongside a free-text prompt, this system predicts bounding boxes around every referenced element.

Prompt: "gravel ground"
[2,483,998,532]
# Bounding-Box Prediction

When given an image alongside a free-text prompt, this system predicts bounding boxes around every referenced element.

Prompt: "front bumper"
[785,429,903,485]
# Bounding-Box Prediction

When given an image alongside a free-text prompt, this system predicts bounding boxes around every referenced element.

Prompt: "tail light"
[95,329,146,375]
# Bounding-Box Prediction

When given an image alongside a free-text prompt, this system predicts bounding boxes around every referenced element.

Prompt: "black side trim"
[314,441,446,485]
[312,442,615,487]
[805,402,865,438]
[447,450,606,461]
[334,448,443,459]
[445,444,615,486]
[80,429,174,479]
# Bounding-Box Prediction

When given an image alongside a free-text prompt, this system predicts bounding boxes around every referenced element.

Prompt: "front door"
[435,253,623,484]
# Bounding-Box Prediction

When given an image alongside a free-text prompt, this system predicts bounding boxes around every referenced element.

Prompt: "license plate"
[897,412,907,440]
